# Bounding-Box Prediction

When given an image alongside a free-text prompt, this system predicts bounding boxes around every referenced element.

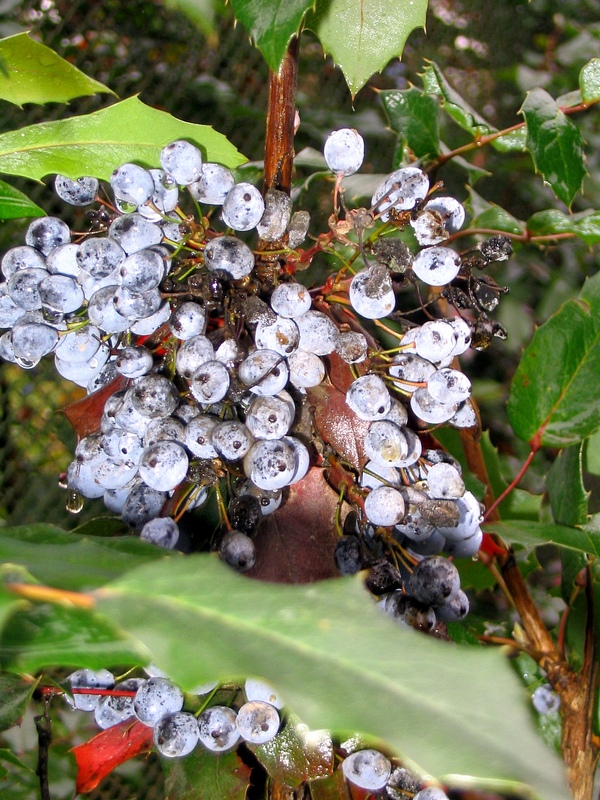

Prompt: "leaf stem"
[431,95,600,170]
[483,444,538,522]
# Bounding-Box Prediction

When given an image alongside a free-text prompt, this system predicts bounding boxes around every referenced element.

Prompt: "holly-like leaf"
[0,524,171,591]
[162,745,251,800]
[0,673,37,731]
[0,601,147,673]
[96,555,568,800]
[527,208,600,245]
[230,0,314,72]
[580,57,600,104]
[0,32,112,107]
[306,0,428,97]
[520,88,586,208]
[421,60,494,137]
[0,179,44,220]
[246,468,341,584]
[484,520,600,558]
[252,715,333,787]
[71,720,153,794]
[0,96,246,182]
[380,87,441,159]
[507,271,600,446]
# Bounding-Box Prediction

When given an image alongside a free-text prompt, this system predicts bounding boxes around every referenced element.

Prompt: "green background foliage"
[0,0,599,799]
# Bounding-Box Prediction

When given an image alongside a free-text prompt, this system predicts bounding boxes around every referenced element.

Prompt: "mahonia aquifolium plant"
[0,132,511,628]
[0,131,513,784]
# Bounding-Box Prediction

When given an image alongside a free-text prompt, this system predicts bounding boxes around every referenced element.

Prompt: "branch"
[431,95,600,170]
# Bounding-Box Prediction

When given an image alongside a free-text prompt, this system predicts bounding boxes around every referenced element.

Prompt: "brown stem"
[560,565,599,800]
[263,37,299,197]
[457,408,600,798]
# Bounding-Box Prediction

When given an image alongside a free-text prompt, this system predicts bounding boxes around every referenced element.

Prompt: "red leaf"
[61,375,130,440]
[71,719,153,793]
[307,383,370,471]
[245,467,343,584]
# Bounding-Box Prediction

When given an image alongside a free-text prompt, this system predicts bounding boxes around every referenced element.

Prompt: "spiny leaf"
[306,0,428,97]
[96,555,567,799]
[0,32,112,107]
[230,0,314,72]
[0,179,44,220]
[0,96,246,182]
[520,88,586,208]
[507,270,600,446]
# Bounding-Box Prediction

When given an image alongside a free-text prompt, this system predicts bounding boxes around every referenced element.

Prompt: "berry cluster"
[0,130,509,621]
[65,667,451,799]
[66,668,283,757]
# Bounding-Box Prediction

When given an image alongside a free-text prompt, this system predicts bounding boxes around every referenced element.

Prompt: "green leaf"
[0,524,172,591]
[527,208,600,245]
[491,126,527,153]
[547,444,588,527]
[520,88,586,208]
[162,0,216,38]
[479,432,542,521]
[162,747,251,800]
[421,61,494,137]
[547,444,590,602]
[306,0,428,97]
[585,429,600,475]
[0,179,45,220]
[485,520,600,558]
[252,715,333,787]
[507,271,600,446]
[0,748,34,773]
[579,58,600,104]
[230,0,314,72]
[0,603,147,672]
[0,673,36,731]
[0,33,112,107]
[471,204,525,236]
[380,88,440,159]
[0,96,246,182]
[97,556,568,800]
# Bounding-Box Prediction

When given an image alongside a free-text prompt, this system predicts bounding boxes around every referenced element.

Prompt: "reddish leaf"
[307,383,370,471]
[61,375,130,440]
[71,719,153,793]
[246,467,342,584]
